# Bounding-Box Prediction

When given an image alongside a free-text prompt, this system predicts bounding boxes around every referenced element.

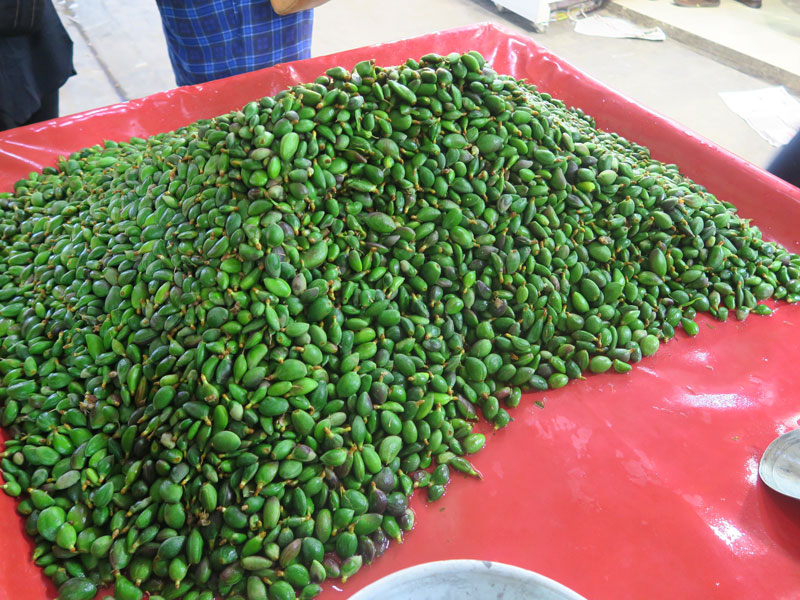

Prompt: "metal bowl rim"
[759,429,800,500]
[347,559,587,600]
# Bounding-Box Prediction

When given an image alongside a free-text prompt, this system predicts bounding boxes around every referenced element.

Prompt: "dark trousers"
[0,89,59,131]
[768,130,800,189]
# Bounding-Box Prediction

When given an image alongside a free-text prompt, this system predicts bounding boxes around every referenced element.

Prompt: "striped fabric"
[0,0,46,35]
[155,0,313,86]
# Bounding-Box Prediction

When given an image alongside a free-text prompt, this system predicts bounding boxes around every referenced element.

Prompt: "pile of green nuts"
[1,50,798,600]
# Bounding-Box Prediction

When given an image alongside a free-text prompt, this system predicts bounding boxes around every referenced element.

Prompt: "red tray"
[2,23,800,600]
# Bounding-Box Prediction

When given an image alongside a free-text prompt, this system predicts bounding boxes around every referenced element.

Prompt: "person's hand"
[270,0,331,16]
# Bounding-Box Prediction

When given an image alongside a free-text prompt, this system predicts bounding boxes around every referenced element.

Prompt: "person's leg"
[674,0,760,7]
[673,0,720,7]
[0,110,17,131]
[24,89,59,125]
[767,130,800,189]
[0,90,59,131]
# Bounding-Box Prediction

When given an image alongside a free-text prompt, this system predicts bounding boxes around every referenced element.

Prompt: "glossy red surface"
[2,22,800,600]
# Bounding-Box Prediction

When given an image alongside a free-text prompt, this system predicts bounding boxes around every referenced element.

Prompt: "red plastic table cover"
[2,22,800,600]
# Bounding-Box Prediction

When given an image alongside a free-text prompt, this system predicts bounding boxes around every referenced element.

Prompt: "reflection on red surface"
[2,22,800,600]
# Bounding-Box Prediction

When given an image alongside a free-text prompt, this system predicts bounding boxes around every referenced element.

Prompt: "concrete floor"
[611,0,800,93]
[53,0,796,169]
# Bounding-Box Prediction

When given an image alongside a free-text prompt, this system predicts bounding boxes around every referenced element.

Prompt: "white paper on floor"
[573,15,666,41]
[719,87,800,147]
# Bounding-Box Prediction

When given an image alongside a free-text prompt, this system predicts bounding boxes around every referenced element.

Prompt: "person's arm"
[0,0,47,36]
[767,130,800,189]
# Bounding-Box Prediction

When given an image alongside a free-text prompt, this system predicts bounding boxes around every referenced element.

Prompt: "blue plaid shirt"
[155,0,313,86]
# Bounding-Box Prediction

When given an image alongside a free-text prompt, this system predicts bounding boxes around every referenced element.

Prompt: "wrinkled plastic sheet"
[2,22,800,600]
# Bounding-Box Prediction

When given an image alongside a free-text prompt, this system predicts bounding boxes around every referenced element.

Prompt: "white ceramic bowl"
[759,429,800,500]
[348,560,588,600]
